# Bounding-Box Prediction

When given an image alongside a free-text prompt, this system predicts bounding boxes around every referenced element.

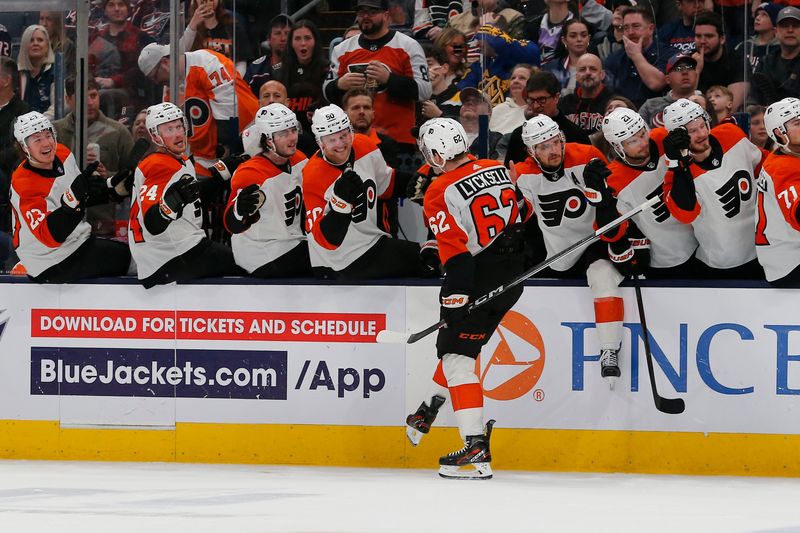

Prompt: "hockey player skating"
[9,111,130,282]
[755,98,800,286]
[662,98,766,279]
[601,108,701,278]
[514,115,634,386]
[408,117,526,480]
[224,103,312,278]
[129,102,240,288]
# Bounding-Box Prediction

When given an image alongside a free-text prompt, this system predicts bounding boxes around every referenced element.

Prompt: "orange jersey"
[424,159,522,265]
[129,152,205,279]
[9,144,91,277]
[183,49,259,166]
[225,151,308,273]
[755,151,800,281]
[302,134,396,271]
[326,32,431,145]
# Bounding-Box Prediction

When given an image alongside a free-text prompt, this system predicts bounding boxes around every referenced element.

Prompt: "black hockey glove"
[160,175,200,220]
[419,240,442,277]
[583,158,614,206]
[235,183,265,220]
[330,169,364,214]
[663,127,692,169]
[62,161,100,211]
[608,238,640,277]
[211,153,250,182]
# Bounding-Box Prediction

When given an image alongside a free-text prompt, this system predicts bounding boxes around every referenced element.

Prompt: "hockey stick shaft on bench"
[376,195,660,345]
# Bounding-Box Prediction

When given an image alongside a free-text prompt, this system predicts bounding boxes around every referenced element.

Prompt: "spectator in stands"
[458,24,540,107]
[39,11,75,73]
[747,104,772,150]
[448,0,525,67]
[524,0,574,65]
[183,0,252,75]
[17,25,55,118]
[688,92,706,109]
[558,53,615,135]
[258,80,288,107]
[659,0,706,53]
[752,6,800,106]
[130,109,151,143]
[735,2,780,74]
[459,87,502,159]
[604,6,674,108]
[0,57,29,245]
[53,77,135,237]
[387,0,414,35]
[413,0,464,42]
[0,24,10,58]
[591,1,627,62]
[420,45,461,121]
[692,12,747,111]
[490,63,533,134]
[325,0,432,173]
[433,27,468,79]
[639,52,699,128]
[274,20,329,135]
[244,14,290,98]
[706,84,734,125]
[543,18,592,94]
[503,71,590,166]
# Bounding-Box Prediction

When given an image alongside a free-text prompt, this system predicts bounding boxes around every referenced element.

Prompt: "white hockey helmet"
[602,107,649,161]
[13,111,57,158]
[145,102,185,147]
[241,124,262,157]
[255,103,298,149]
[522,115,562,149]
[416,118,469,172]
[662,98,709,132]
[764,97,800,148]
[311,104,352,144]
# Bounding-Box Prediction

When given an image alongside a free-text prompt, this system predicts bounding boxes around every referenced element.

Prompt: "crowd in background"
[0,0,798,281]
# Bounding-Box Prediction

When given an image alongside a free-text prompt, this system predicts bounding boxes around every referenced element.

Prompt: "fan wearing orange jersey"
[129,103,240,288]
[9,111,130,282]
[137,44,258,176]
[302,104,427,279]
[755,98,800,286]
[224,103,312,278]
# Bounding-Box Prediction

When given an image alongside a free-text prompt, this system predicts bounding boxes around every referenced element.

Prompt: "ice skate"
[438,419,494,480]
[600,346,621,389]
[406,395,446,446]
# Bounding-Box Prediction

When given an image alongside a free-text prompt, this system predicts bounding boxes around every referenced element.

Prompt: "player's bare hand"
[366,61,391,85]
[338,72,367,90]
[421,100,442,119]
[691,47,704,74]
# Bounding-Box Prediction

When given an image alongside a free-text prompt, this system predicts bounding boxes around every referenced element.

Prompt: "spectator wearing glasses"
[639,52,699,128]
[591,1,628,63]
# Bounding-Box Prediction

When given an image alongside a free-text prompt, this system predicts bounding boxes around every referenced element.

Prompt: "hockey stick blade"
[398,196,660,345]
[633,277,685,414]
[375,329,410,344]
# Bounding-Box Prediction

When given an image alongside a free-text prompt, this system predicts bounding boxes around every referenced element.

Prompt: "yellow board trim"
[2,420,799,477]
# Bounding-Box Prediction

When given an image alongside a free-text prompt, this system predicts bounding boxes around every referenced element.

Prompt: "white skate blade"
[438,463,493,480]
[406,426,424,447]
[376,329,409,344]
[605,375,617,390]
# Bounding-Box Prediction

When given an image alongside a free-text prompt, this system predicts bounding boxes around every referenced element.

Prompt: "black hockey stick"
[376,195,660,344]
[632,275,685,414]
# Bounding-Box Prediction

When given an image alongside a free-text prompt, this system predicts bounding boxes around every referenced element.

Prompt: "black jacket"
[503,112,591,167]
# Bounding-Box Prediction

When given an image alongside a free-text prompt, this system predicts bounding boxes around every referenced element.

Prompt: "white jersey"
[607,130,698,268]
[516,143,606,271]
[754,151,800,282]
[9,144,91,277]
[303,134,395,271]
[129,152,205,279]
[226,151,308,273]
[664,123,763,269]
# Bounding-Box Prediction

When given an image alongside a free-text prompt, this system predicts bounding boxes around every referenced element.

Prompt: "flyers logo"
[283,186,303,227]
[537,189,587,227]
[715,170,753,219]
[477,311,545,401]
[646,184,670,223]
[184,97,210,138]
[352,179,377,224]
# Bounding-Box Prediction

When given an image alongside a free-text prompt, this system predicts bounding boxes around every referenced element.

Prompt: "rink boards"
[1,278,800,476]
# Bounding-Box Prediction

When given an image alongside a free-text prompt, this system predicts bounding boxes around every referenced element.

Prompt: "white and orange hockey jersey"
[515,143,610,271]
[755,151,800,282]
[607,128,698,268]
[664,123,764,269]
[325,32,431,145]
[129,152,205,279]
[225,151,309,273]
[303,134,396,271]
[9,144,91,277]
[424,158,522,264]
[183,49,259,169]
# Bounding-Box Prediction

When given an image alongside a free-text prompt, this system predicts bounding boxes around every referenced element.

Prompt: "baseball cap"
[459,87,491,105]
[138,43,170,77]
[356,0,389,10]
[777,6,800,24]
[756,2,782,26]
[666,52,697,74]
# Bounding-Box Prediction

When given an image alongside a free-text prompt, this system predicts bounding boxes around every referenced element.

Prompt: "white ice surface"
[0,460,799,533]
